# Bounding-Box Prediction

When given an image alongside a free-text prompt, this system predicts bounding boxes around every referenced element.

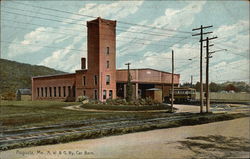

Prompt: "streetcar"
[167,87,196,103]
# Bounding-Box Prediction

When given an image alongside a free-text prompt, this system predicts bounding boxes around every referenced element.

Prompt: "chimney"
[81,58,86,69]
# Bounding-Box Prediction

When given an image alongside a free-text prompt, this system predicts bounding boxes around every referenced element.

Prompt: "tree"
[126,72,133,102]
[225,84,237,92]
[194,82,200,92]
[210,82,221,92]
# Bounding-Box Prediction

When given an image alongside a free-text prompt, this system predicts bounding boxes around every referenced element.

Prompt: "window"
[83,76,86,86]
[49,87,52,97]
[63,86,66,97]
[72,86,76,97]
[58,87,61,97]
[41,87,44,97]
[37,88,39,97]
[45,87,48,97]
[94,90,98,100]
[109,90,113,99]
[103,90,106,99]
[106,75,110,85]
[94,75,98,85]
[106,61,109,68]
[54,87,56,97]
[68,86,71,97]
[106,47,109,54]
[83,90,86,96]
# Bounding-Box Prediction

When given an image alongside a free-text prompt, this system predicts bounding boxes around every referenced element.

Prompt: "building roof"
[117,68,180,75]
[32,73,75,79]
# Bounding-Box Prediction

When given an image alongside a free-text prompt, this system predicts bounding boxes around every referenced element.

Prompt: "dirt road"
[1,117,249,159]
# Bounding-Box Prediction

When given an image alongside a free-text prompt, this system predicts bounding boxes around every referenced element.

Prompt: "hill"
[0,58,66,96]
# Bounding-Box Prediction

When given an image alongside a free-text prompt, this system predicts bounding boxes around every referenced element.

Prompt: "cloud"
[117,1,206,57]
[152,1,206,30]
[7,27,70,58]
[125,17,249,84]
[78,1,144,20]
[214,20,249,54]
[210,59,249,83]
[7,1,144,72]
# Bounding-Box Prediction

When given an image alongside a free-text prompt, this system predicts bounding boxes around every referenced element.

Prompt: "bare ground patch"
[178,135,250,159]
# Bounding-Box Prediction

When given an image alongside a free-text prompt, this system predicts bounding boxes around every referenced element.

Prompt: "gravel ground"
[1,117,249,159]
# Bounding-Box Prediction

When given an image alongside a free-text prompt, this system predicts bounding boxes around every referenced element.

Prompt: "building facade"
[32,17,180,102]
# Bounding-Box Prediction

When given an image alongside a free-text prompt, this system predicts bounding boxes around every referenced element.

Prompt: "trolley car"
[168,87,196,103]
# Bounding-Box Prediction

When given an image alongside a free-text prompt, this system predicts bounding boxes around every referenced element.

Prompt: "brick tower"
[87,17,117,101]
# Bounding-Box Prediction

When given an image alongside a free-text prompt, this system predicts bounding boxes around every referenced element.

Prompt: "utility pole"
[125,63,131,78]
[171,50,174,113]
[203,36,217,113]
[190,75,193,88]
[192,25,213,113]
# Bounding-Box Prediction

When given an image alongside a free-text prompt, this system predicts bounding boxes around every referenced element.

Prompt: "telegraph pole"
[206,37,210,113]
[125,63,131,78]
[190,75,193,88]
[125,63,132,101]
[171,50,174,112]
[203,36,217,113]
[192,25,213,113]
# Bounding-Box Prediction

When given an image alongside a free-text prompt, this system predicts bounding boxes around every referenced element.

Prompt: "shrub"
[1,92,16,100]
[88,99,102,105]
[77,96,89,102]
[104,98,161,106]
[106,98,127,105]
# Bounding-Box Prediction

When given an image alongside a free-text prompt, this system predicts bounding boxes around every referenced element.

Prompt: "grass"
[1,100,248,151]
[0,100,169,129]
[1,113,248,151]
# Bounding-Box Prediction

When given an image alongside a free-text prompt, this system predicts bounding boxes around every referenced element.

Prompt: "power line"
[2,24,84,37]
[1,40,87,52]
[11,1,192,34]
[2,18,185,45]
[3,5,180,36]
[2,21,192,48]
[2,10,188,39]
[2,17,83,32]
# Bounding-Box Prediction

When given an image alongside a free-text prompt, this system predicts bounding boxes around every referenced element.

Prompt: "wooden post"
[171,50,174,112]
[206,37,210,113]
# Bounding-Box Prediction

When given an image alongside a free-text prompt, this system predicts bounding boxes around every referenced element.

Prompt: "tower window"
[83,90,86,96]
[83,76,86,86]
[106,47,109,54]
[106,61,109,68]
[103,90,106,99]
[94,75,98,85]
[106,75,110,85]
[109,90,113,99]
[94,90,98,100]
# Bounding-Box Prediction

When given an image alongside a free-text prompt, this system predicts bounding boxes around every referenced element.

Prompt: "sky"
[1,0,249,84]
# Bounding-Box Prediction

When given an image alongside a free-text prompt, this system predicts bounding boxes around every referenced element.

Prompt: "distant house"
[16,89,32,101]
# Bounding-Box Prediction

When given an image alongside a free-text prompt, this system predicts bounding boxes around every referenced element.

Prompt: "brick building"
[32,17,180,102]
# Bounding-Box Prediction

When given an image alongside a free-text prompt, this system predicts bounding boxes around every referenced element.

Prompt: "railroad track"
[1,110,248,150]
[0,113,196,148]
